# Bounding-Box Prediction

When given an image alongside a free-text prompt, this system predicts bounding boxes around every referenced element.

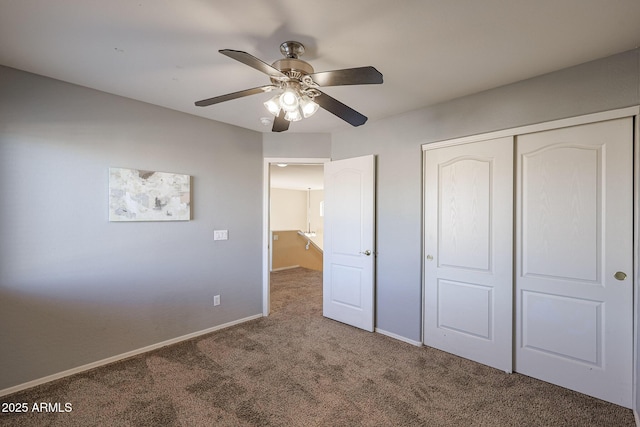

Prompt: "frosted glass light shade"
[280,89,299,112]
[263,95,281,116]
[263,89,316,122]
[300,97,319,118]
[284,109,302,122]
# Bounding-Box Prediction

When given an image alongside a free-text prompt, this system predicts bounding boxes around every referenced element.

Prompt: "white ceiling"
[270,164,324,190]
[1,1,639,134]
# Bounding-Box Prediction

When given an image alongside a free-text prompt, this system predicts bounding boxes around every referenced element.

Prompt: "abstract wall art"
[109,168,191,221]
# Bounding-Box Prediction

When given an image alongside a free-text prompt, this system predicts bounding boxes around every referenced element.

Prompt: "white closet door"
[424,137,513,372]
[515,118,633,408]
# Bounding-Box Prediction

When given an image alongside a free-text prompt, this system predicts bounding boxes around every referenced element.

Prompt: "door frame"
[421,106,639,411]
[262,157,330,316]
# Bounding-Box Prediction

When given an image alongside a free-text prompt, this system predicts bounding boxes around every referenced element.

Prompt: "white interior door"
[424,137,514,372]
[323,155,375,332]
[515,118,633,408]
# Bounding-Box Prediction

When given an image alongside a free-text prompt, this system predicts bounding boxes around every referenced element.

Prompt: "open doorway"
[270,163,324,270]
[262,158,329,315]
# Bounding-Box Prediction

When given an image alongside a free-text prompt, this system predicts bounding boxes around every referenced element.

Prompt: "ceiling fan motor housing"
[272,41,314,83]
[271,58,314,80]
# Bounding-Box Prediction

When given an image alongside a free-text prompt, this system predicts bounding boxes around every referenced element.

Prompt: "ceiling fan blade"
[308,66,383,87]
[314,91,368,127]
[195,85,276,107]
[272,110,290,132]
[219,49,287,80]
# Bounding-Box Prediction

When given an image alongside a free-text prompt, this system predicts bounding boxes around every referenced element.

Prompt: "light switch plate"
[214,229,228,241]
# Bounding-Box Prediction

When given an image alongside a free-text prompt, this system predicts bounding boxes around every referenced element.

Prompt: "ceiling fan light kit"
[195,41,383,132]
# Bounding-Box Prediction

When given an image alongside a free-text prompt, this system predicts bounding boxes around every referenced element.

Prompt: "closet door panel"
[521,145,599,281]
[515,118,633,408]
[424,136,513,372]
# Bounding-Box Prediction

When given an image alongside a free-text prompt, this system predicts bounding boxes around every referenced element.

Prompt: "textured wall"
[271,230,323,271]
[270,189,307,231]
[263,132,331,159]
[0,66,264,390]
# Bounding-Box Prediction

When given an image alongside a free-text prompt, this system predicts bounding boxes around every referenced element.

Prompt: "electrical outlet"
[213,295,220,306]
[214,230,228,241]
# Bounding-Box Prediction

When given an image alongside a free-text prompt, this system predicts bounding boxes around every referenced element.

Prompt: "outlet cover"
[214,230,228,241]
[213,295,220,306]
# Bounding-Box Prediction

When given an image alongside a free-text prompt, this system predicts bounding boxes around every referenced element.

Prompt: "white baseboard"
[271,265,300,272]
[375,328,423,347]
[0,313,263,398]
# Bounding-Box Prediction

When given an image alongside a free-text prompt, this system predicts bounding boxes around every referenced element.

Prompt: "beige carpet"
[0,267,635,426]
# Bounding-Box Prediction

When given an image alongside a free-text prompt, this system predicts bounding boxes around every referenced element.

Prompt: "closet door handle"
[614,271,627,281]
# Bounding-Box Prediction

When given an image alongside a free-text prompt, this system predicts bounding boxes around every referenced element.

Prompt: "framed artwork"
[109,167,191,221]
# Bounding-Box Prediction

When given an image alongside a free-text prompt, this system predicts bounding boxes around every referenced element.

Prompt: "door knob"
[360,250,372,256]
[614,271,627,281]
[426,255,433,261]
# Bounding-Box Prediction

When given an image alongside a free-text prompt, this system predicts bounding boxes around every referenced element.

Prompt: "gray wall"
[0,66,264,390]
[331,49,640,348]
[263,132,331,159]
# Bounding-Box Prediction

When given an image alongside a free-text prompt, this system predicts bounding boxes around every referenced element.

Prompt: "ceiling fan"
[195,41,383,132]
